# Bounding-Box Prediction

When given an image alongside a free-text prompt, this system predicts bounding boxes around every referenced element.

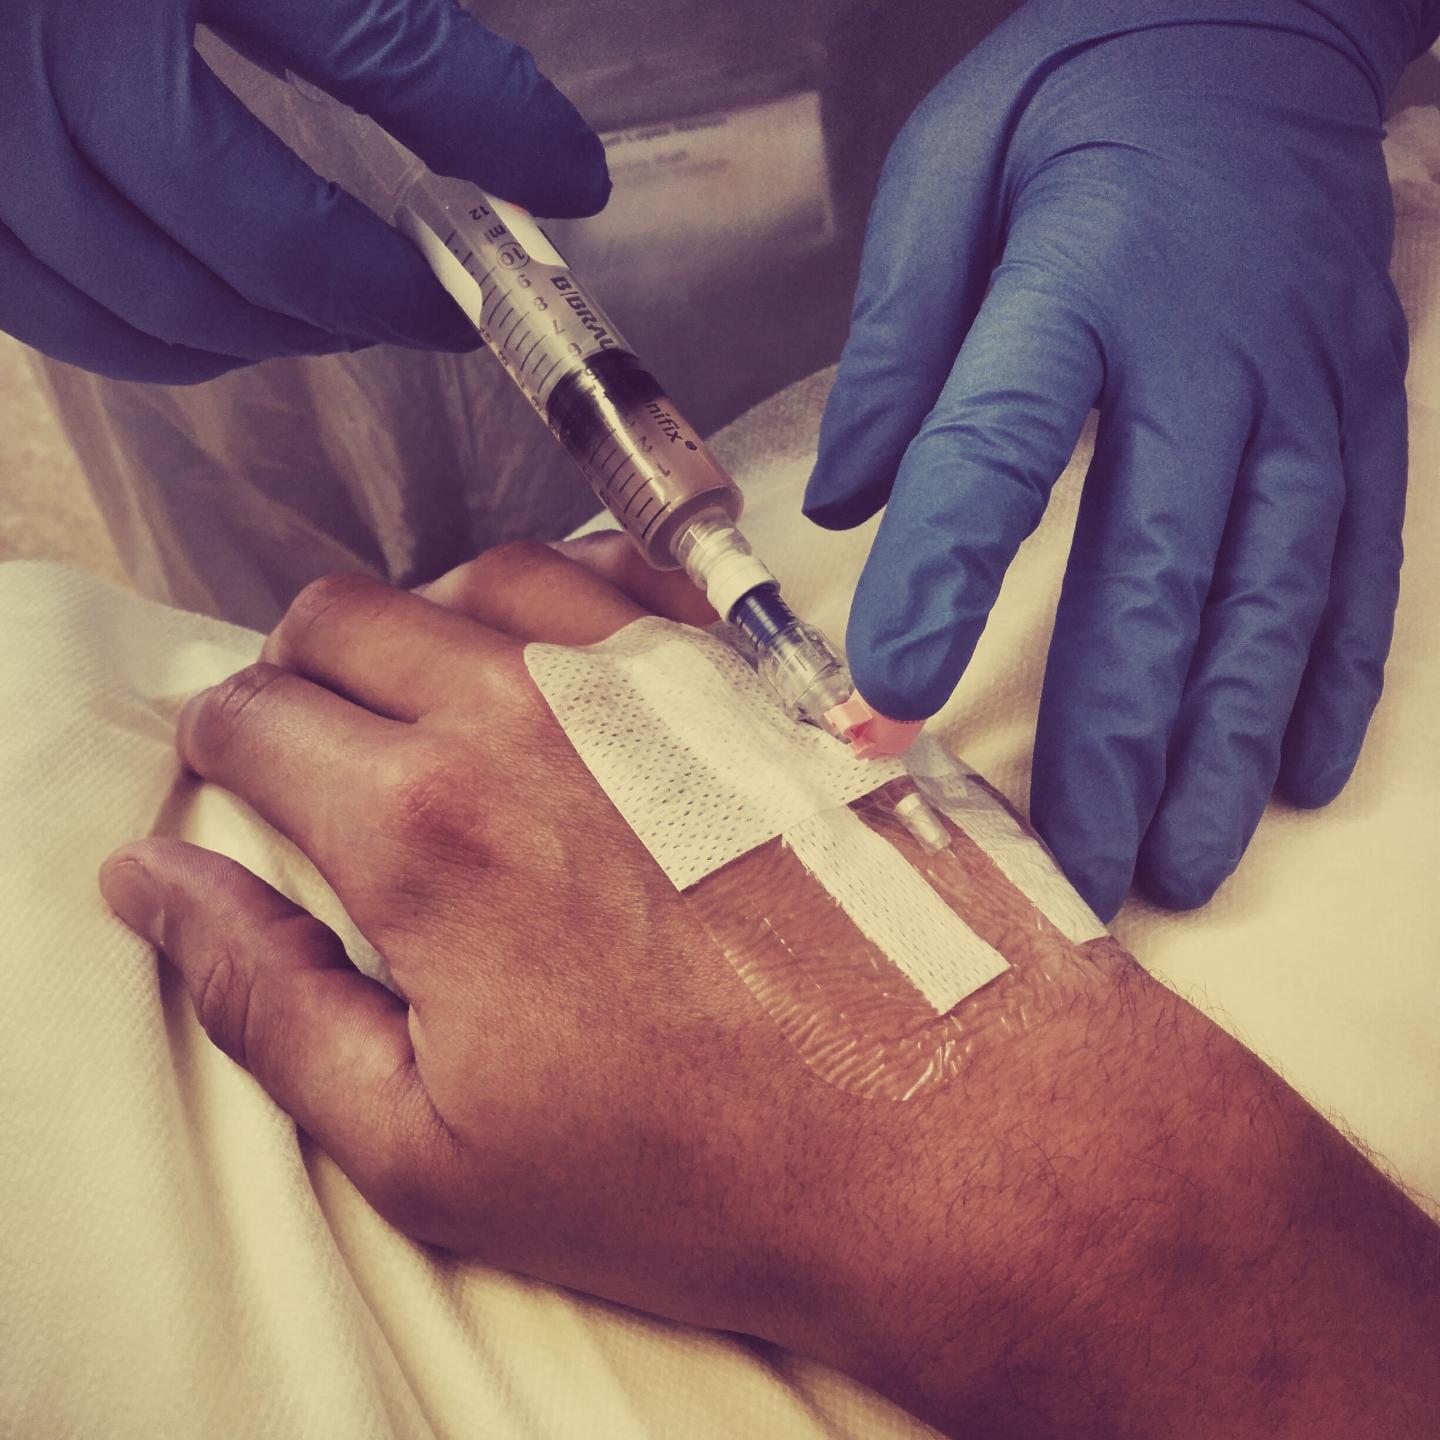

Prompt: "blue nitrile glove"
[0,0,609,383]
[806,0,1440,921]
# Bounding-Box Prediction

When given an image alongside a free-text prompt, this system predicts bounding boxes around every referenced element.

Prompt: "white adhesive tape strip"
[526,618,906,890]
[783,807,1008,1013]
[526,619,1119,1022]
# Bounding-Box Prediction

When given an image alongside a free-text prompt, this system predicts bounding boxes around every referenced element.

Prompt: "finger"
[551,534,719,628]
[177,662,399,860]
[47,37,479,354]
[98,840,452,1218]
[1031,378,1254,923]
[209,0,611,218]
[839,274,1103,721]
[1278,363,1408,807]
[2,121,372,373]
[415,540,655,643]
[261,573,518,722]
[0,219,247,384]
[1135,422,1345,909]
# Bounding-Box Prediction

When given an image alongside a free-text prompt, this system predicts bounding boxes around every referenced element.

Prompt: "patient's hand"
[99,539,1439,1440]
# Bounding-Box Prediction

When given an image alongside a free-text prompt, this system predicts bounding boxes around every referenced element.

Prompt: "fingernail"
[99,856,164,944]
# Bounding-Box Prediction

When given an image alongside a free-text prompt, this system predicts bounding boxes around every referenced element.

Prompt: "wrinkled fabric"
[0,562,939,1440]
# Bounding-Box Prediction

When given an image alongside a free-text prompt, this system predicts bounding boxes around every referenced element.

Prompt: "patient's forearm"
[787,960,1440,1439]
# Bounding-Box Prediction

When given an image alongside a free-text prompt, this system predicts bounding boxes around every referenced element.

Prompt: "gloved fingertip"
[473,138,610,220]
[1038,850,1126,922]
[1275,756,1353,811]
[1035,822,1130,923]
[354,237,483,353]
[1073,866,1129,926]
[505,52,612,215]
[403,297,485,354]
[1134,850,1231,914]
[1276,677,1375,811]
[802,450,889,533]
[847,643,949,726]
[538,128,612,219]
[800,489,871,533]
[458,50,610,218]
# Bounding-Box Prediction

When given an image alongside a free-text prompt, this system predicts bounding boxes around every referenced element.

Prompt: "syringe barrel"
[393,175,741,568]
[544,351,741,567]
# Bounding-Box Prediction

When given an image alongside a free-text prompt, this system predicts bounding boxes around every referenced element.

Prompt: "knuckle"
[377,743,486,848]
[188,663,288,762]
[193,941,253,1066]
[468,539,561,594]
[189,912,339,1082]
[277,572,379,657]
[484,538,556,569]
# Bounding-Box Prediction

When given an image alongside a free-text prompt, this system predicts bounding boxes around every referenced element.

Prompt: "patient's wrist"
[784,959,1185,1426]
[778,957,1439,1439]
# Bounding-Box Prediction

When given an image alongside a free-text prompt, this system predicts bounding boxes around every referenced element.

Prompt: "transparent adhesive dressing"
[688,780,1124,1100]
[525,621,1115,1100]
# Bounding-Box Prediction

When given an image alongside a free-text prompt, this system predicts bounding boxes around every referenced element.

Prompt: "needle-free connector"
[738,598,854,731]
[671,511,929,761]
[673,512,852,729]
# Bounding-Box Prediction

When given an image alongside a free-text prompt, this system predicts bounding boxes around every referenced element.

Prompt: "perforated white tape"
[782,807,1007,1013]
[525,618,1007,1013]
[526,618,907,890]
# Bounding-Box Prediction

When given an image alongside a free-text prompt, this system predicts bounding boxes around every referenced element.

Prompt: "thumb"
[98,839,444,1202]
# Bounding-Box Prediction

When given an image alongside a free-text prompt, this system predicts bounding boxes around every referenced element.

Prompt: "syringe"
[375,154,931,777]
[383,161,921,754]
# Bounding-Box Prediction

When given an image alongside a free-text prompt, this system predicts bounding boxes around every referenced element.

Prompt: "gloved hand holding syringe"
[370,137,950,849]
